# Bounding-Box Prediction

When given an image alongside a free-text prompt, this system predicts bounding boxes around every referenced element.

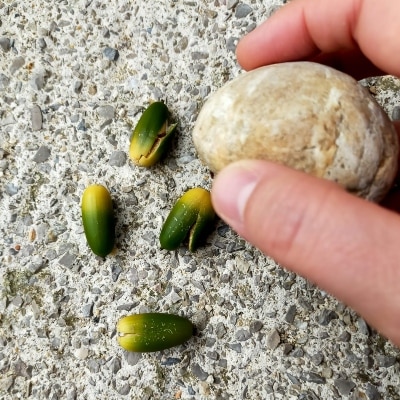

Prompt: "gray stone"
[109,151,127,167]
[58,251,76,268]
[266,328,280,350]
[124,351,141,366]
[103,47,119,61]
[97,105,115,120]
[110,357,121,374]
[249,320,263,334]
[227,343,242,353]
[31,72,46,90]
[191,363,208,381]
[161,357,181,366]
[317,309,338,326]
[309,352,324,366]
[365,383,381,400]
[215,322,227,338]
[37,37,47,49]
[111,263,123,281]
[227,0,239,10]
[334,378,356,396]
[235,329,251,341]
[191,51,209,60]
[74,80,82,93]
[357,318,370,336]
[5,183,18,196]
[87,359,100,373]
[338,331,351,342]
[10,56,25,74]
[284,305,297,324]
[31,105,43,131]
[300,372,326,384]
[118,384,130,395]
[82,303,94,318]
[376,354,397,368]
[226,37,238,53]
[0,37,11,52]
[33,145,50,162]
[0,73,10,90]
[235,3,252,18]
[13,358,33,378]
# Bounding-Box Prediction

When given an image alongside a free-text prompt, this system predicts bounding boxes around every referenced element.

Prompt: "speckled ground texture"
[1,1,400,399]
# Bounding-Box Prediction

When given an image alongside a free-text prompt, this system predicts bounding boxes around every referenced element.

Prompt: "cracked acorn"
[129,101,177,167]
[117,313,194,352]
[160,188,215,252]
[81,184,115,257]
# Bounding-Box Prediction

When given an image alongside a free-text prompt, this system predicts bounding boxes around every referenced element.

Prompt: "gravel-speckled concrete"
[1,1,400,399]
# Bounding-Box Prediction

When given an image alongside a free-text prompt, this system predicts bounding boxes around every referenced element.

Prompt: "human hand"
[211,0,400,346]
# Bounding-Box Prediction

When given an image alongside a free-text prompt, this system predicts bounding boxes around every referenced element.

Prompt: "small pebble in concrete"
[266,328,280,350]
[31,105,43,131]
[103,47,119,61]
[109,151,126,167]
[191,363,209,381]
[333,378,356,396]
[235,3,252,18]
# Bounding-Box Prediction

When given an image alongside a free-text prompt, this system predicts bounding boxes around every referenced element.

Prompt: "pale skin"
[211,0,400,346]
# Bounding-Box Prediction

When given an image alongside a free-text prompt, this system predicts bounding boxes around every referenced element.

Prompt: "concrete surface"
[1,1,400,399]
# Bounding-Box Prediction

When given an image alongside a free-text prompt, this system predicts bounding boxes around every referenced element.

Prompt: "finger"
[212,160,400,346]
[310,50,384,80]
[236,0,400,77]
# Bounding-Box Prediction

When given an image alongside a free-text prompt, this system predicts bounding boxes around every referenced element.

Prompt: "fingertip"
[211,161,261,234]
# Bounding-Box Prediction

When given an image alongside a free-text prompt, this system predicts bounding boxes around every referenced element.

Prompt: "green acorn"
[81,184,115,257]
[129,101,177,167]
[117,313,194,352]
[160,188,215,252]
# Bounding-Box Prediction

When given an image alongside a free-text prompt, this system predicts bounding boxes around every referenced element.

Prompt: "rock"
[0,73,10,90]
[191,363,208,381]
[82,303,94,318]
[97,105,115,120]
[300,372,326,384]
[357,317,370,336]
[284,305,297,324]
[266,328,280,350]
[103,47,119,61]
[334,378,356,396]
[365,383,381,400]
[235,3,252,18]
[33,145,50,162]
[10,56,25,74]
[0,37,11,52]
[376,354,397,368]
[193,62,398,202]
[317,309,338,326]
[31,105,43,131]
[235,329,251,341]
[109,151,126,167]
[249,320,263,333]
[227,0,239,10]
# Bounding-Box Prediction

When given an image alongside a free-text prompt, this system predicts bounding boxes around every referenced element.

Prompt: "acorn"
[129,101,177,167]
[81,184,115,257]
[160,188,215,252]
[117,313,194,352]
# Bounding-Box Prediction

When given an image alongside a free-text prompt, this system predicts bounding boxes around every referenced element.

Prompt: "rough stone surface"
[193,62,398,202]
[1,2,400,399]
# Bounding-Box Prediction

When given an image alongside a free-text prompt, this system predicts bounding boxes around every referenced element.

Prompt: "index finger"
[236,0,400,78]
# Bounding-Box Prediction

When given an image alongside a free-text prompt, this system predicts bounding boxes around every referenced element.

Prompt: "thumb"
[212,160,400,346]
